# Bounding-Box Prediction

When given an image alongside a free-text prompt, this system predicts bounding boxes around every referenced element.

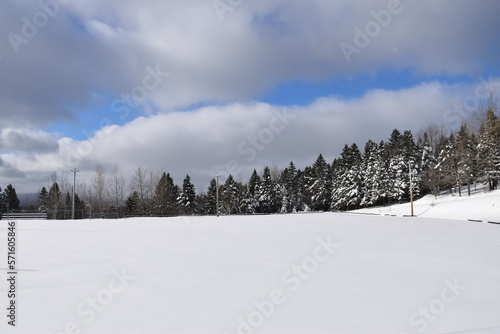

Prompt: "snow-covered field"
[1,192,500,334]
[355,186,500,222]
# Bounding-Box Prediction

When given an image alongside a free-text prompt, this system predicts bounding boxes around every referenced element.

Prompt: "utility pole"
[70,168,79,220]
[216,175,220,217]
[409,162,414,217]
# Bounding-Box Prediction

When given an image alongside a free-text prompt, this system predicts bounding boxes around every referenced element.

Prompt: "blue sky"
[260,71,474,105]
[49,69,490,141]
[0,0,499,193]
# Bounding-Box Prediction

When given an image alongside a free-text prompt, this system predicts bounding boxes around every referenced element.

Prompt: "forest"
[2,100,498,219]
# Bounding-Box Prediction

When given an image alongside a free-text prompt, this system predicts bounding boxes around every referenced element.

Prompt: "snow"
[355,185,500,222]
[1,195,500,333]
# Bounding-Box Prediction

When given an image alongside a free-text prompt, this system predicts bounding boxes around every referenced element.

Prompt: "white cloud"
[0,0,498,128]
[0,1,499,195]
[2,80,494,194]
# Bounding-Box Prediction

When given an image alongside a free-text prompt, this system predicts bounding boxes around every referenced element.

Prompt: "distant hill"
[18,193,39,210]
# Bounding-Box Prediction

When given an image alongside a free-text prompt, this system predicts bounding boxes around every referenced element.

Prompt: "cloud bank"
[0,0,498,193]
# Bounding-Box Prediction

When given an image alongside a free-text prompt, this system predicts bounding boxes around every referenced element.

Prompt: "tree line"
[0,184,21,213]
[2,98,498,219]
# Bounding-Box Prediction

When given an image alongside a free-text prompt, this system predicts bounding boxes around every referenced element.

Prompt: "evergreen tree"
[280,161,303,212]
[38,186,49,212]
[295,169,310,211]
[300,166,315,210]
[241,170,260,214]
[477,102,500,191]
[456,124,475,196]
[178,174,196,215]
[153,172,179,216]
[402,130,422,200]
[469,132,480,189]
[221,175,241,215]
[248,169,261,196]
[386,129,403,156]
[48,182,61,219]
[377,141,391,205]
[279,166,291,213]
[74,193,85,219]
[153,173,169,216]
[126,191,140,215]
[419,132,440,197]
[331,144,363,210]
[65,192,72,219]
[436,134,459,194]
[385,130,420,203]
[165,174,181,216]
[308,154,332,211]
[257,166,282,213]
[4,184,20,212]
[388,133,409,203]
[203,179,218,215]
[360,140,382,207]
[419,132,437,171]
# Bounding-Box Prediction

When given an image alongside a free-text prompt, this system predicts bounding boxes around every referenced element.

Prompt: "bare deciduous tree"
[110,164,126,217]
[92,163,107,215]
[130,166,157,215]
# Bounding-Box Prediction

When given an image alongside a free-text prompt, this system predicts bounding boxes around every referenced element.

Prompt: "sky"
[0,0,499,195]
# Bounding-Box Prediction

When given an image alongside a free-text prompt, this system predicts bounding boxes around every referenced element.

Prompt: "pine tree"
[402,130,422,200]
[436,134,459,194]
[4,184,20,212]
[280,161,303,212]
[165,174,180,216]
[257,166,282,213]
[384,130,407,204]
[178,174,196,215]
[419,132,440,197]
[204,179,218,215]
[248,169,261,195]
[387,129,403,156]
[469,132,480,189]
[456,124,475,196]
[300,166,315,210]
[389,155,406,202]
[74,193,85,219]
[384,130,420,203]
[241,170,261,214]
[65,192,72,219]
[48,182,61,219]
[377,141,391,205]
[360,140,382,207]
[38,187,49,212]
[153,172,179,216]
[221,174,241,215]
[295,169,310,211]
[153,173,169,216]
[344,144,363,209]
[126,191,140,215]
[419,132,436,171]
[331,144,363,210]
[477,102,500,191]
[308,154,332,211]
